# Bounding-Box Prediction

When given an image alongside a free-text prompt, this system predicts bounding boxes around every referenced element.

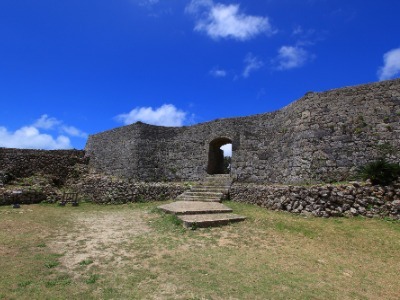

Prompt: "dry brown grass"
[0,201,399,299]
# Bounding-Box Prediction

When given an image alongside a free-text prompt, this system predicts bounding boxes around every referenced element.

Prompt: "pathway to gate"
[158,174,246,228]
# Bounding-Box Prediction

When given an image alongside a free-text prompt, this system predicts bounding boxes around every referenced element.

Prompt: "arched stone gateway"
[85,79,400,184]
[207,137,232,175]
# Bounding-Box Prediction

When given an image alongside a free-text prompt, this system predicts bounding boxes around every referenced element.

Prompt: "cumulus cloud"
[378,47,400,81]
[32,114,87,138]
[0,114,87,149]
[220,143,232,157]
[243,53,263,78]
[115,104,187,127]
[274,46,311,70]
[186,0,275,41]
[33,114,62,130]
[0,126,72,150]
[210,67,227,78]
[61,126,88,138]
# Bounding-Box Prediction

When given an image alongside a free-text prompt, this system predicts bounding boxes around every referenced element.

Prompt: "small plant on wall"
[357,159,400,185]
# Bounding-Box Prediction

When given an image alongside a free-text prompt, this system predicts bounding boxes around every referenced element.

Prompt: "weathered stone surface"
[69,174,188,204]
[0,149,88,205]
[0,189,47,205]
[176,174,231,202]
[158,201,233,215]
[230,181,400,220]
[178,213,246,228]
[0,148,86,184]
[85,79,400,184]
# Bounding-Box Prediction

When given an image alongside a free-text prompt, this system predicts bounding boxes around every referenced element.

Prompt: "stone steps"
[195,186,230,190]
[176,197,221,203]
[179,191,223,197]
[177,180,227,202]
[190,190,229,194]
[177,191,224,202]
[157,175,245,228]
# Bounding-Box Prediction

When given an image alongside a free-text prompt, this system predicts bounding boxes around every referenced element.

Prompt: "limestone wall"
[0,148,86,184]
[1,189,47,205]
[70,174,189,204]
[86,79,400,184]
[230,182,400,220]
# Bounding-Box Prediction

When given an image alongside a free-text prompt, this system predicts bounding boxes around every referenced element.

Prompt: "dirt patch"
[49,210,150,277]
[0,208,34,215]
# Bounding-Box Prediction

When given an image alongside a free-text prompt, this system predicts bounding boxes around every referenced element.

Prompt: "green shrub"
[358,159,400,185]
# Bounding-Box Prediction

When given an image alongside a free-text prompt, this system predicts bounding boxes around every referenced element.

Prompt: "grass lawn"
[0,201,399,299]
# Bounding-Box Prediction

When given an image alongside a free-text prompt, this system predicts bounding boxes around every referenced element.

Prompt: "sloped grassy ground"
[0,201,399,300]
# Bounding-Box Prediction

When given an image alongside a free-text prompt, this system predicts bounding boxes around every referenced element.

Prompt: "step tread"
[183,192,223,196]
[158,201,232,215]
[178,199,221,203]
[196,187,230,190]
[178,213,246,228]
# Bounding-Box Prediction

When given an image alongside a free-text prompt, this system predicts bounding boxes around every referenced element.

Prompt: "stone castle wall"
[86,79,400,184]
[0,148,86,183]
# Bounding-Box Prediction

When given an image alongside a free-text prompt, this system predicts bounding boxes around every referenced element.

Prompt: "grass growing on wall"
[0,201,399,299]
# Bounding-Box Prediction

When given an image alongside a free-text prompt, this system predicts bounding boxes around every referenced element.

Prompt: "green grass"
[44,261,59,269]
[0,201,399,299]
[78,259,94,266]
[85,274,100,284]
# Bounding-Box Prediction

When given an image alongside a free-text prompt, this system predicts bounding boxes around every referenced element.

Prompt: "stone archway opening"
[207,137,232,175]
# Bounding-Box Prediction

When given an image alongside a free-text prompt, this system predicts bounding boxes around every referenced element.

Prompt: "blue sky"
[1,0,400,150]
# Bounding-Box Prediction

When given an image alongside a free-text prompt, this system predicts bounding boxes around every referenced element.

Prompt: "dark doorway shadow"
[207,137,232,174]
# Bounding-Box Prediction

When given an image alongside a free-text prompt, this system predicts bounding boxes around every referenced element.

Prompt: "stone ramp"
[158,174,245,228]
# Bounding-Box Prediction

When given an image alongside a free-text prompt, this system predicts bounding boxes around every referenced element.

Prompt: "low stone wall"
[1,189,48,205]
[230,182,400,220]
[70,175,190,204]
[0,181,70,205]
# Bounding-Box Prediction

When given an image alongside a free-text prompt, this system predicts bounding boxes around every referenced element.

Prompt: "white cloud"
[186,0,213,13]
[274,46,311,70]
[186,0,275,41]
[115,104,187,127]
[32,114,87,138]
[243,53,263,78]
[378,47,400,81]
[210,67,227,78]
[0,114,88,149]
[61,126,88,138]
[33,114,62,130]
[220,143,232,157]
[0,126,72,150]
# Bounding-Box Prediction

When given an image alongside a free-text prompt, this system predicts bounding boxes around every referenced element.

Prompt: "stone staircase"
[158,174,245,228]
